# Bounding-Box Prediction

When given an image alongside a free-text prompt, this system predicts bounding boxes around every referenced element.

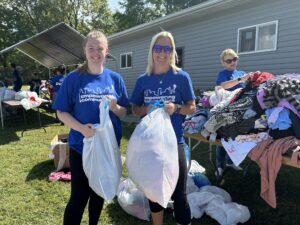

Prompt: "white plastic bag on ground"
[117,177,150,221]
[187,186,250,224]
[205,198,250,225]
[83,98,122,201]
[126,108,179,208]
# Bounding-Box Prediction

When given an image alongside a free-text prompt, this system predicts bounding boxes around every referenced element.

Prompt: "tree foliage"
[0,0,207,72]
[0,0,115,69]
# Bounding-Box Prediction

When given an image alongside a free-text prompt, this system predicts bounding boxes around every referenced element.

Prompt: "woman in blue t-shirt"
[131,31,196,225]
[215,48,250,177]
[53,30,129,225]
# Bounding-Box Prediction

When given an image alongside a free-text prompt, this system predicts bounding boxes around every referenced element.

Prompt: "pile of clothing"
[183,72,300,208]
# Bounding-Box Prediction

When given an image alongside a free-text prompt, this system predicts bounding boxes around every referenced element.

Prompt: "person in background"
[52,30,129,225]
[131,31,195,225]
[10,63,22,92]
[28,72,42,95]
[215,48,250,176]
[49,65,66,103]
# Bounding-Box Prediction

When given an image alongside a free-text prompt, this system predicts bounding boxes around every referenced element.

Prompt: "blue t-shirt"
[49,75,65,93]
[216,70,245,91]
[130,69,195,144]
[52,68,129,154]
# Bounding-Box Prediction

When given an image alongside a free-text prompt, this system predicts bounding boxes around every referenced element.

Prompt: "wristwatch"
[175,104,182,114]
[237,77,242,83]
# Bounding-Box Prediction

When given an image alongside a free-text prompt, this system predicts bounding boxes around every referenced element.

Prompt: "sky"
[108,0,120,12]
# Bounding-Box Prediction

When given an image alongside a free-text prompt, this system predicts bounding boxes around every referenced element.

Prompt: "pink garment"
[248,136,299,208]
[249,71,275,88]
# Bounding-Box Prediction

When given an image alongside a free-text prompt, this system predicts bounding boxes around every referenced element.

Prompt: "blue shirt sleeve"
[180,72,196,103]
[52,74,74,113]
[116,76,129,108]
[130,76,145,106]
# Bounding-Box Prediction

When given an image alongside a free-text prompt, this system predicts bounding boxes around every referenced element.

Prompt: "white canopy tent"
[0,22,115,69]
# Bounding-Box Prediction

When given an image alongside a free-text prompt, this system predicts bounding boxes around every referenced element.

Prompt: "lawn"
[0,107,300,225]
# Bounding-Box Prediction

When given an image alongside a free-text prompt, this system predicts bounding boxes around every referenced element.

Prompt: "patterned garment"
[263,78,300,113]
[204,96,254,133]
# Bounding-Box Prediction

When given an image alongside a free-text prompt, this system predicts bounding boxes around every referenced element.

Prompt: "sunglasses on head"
[223,57,238,64]
[152,44,173,54]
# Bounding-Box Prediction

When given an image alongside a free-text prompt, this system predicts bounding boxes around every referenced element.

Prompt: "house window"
[238,21,278,54]
[120,52,132,69]
[176,47,183,68]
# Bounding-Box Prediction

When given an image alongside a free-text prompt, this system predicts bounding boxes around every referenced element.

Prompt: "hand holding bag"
[83,98,122,201]
[126,104,179,208]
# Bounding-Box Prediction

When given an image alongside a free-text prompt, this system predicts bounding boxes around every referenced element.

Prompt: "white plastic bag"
[83,98,122,201]
[3,89,16,100]
[117,177,150,221]
[126,108,179,208]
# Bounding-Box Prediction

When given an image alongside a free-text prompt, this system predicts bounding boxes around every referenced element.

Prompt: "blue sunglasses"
[152,44,173,54]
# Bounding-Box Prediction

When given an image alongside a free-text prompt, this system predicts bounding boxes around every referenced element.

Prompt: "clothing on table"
[248,136,299,208]
[215,69,245,169]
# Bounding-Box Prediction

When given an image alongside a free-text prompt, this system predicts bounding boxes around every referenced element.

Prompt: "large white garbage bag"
[117,177,151,221]
[83,98,122,201]
[126,108,179,208]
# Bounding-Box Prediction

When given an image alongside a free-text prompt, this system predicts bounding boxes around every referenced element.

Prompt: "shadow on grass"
[26,159,55,181]
[0,126,20,144]
[105,198,150,225]
[121,122,135,140]
[0,107,61,145]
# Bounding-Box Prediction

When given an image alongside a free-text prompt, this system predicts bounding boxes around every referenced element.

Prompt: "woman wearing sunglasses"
[130,31,196,225]
[215,48,250,176]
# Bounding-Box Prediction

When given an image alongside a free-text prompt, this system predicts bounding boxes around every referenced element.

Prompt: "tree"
[114,0,163,31]
[113,0,208,32]
[0,0,115,69]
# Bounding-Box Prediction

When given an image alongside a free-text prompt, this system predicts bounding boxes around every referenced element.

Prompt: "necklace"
[158,73,167,84]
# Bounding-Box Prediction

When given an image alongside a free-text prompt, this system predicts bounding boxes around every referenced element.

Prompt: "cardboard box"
[50,133,70,170]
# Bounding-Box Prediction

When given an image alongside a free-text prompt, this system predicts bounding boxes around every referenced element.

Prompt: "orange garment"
[248,136,299,208]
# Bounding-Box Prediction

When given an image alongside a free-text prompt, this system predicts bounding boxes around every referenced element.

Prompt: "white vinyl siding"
[238,20,278,54]
[120,52,132,69]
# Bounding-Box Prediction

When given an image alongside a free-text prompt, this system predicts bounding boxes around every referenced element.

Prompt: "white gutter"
[108,0,239,41]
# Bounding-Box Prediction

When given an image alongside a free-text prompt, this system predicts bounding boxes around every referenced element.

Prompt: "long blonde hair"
[78,30,108,74]
[146,31,180,75]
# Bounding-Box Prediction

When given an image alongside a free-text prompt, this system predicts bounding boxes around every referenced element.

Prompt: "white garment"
[221,138,257,166]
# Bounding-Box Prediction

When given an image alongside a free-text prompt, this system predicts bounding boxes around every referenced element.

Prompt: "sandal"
[60,171,71,181]
[48,171,65,181]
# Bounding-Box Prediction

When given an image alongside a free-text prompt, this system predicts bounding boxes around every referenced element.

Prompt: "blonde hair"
[146,31,180,75]
[78,30,108,74]
[220,48,238,61]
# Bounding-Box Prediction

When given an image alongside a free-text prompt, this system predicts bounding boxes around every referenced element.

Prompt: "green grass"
[0,108,300,225]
